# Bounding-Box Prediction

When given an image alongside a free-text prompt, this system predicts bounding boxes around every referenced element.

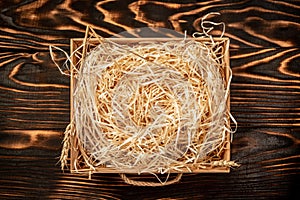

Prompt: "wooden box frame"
[69,37,231,174]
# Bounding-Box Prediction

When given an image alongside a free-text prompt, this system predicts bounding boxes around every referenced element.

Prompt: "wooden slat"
[0,0,299,51]
[1,48,298,132]
[0,51,69,131]
[230,48,300,128]
[0,127,298,199]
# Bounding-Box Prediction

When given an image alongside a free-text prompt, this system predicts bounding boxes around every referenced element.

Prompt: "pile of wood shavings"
[73,39,229,173]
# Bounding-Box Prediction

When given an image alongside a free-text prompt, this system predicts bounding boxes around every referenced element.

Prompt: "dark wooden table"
[0,0,299,199]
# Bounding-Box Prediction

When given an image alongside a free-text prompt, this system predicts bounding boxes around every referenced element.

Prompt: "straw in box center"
[73,39,226,173]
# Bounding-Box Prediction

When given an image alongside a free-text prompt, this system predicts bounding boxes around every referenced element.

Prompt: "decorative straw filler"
[53,16,239,186]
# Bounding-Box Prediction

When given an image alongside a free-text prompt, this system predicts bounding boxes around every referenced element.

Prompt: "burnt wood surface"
[0,0,299,199]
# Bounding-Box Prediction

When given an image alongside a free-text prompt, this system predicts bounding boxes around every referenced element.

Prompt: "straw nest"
[71,38,230,174]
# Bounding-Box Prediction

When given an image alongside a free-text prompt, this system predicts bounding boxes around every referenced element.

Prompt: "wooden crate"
[69,37,231,174]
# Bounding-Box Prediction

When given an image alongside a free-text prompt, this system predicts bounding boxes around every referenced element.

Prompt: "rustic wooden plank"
[0,46,299,199]
[230,47,300,128]
[0,128,298,199]
[0,51,69,131]
[0,0,299,51]
[1,48,299,132]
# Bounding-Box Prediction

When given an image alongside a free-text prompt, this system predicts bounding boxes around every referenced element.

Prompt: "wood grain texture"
[0,0,299,199]
[0,0,299,51]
